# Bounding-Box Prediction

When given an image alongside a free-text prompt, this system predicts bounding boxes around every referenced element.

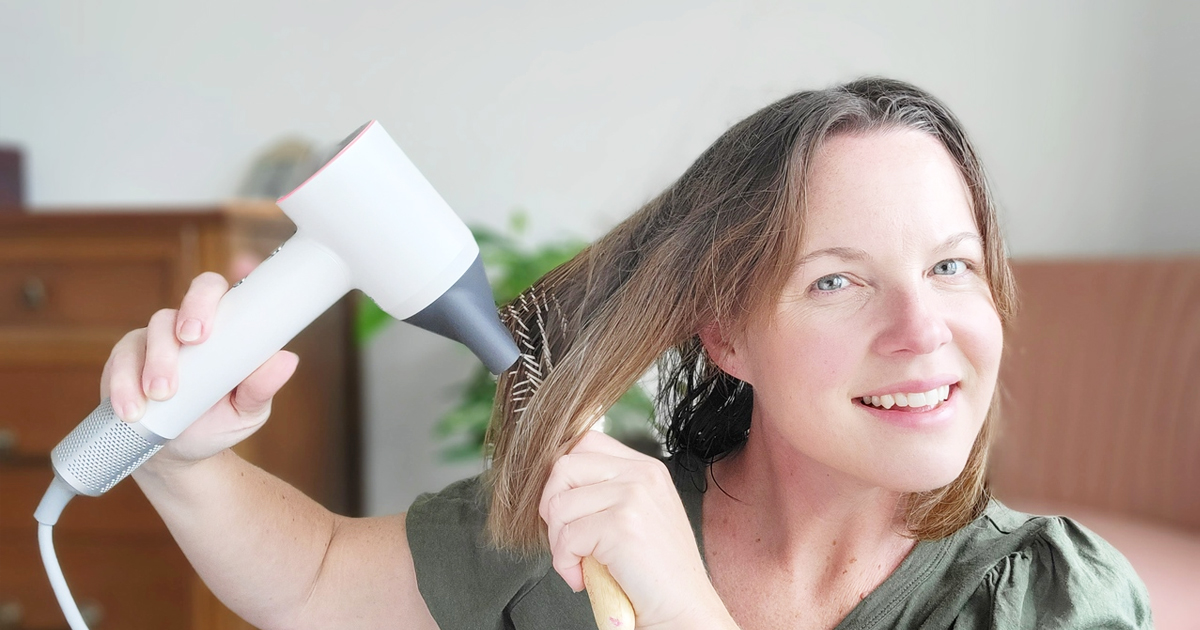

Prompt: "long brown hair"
[485,77,1017,552]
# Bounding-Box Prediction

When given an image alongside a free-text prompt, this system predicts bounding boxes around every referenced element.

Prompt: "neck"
[706,422,916,597]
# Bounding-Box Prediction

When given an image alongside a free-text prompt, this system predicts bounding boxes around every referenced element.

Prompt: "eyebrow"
[795,231,983,267]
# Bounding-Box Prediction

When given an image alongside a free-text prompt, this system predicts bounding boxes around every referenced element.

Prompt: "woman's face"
[711,129,1003,493]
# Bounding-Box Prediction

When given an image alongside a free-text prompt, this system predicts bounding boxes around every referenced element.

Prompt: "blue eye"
[933,259,967,276]
[813,274,849,292]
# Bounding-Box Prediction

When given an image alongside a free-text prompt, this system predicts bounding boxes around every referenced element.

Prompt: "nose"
[873,283,953,356]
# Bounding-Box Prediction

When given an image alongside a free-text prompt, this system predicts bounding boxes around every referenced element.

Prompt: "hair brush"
[499,284,637,629]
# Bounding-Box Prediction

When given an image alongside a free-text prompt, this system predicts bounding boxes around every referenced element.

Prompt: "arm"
[302,512,434,630]
[132,451,437,630]
[109,272,437,629]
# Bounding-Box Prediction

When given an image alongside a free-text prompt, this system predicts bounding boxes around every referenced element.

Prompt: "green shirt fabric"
[406,458,1153,629]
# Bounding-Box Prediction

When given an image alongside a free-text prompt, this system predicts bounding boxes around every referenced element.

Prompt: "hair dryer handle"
[51,233,352,496]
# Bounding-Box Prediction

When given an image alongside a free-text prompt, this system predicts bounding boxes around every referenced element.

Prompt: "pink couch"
[989,257,1200,629]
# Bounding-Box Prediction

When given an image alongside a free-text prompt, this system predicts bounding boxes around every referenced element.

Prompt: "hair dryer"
[34,121,521,630]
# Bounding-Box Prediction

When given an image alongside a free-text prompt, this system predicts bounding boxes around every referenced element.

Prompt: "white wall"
[1142,0,1200,252]
[2,0,1195,514]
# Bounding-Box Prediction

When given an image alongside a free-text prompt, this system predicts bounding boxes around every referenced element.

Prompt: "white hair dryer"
[34,121,521,630]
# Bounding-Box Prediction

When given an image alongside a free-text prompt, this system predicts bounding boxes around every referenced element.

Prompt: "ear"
[697,320,753,385]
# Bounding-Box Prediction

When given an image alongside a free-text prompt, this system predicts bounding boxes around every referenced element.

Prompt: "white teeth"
[861,385,954,410]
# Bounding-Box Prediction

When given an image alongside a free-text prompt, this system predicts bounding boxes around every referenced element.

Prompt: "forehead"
[800,129,977,251]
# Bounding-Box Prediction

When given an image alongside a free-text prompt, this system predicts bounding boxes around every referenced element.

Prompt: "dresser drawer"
[0,534,192,630]
[0,258,171,328]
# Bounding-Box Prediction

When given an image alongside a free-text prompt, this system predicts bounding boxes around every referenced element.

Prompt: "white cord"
[36,476,91,630]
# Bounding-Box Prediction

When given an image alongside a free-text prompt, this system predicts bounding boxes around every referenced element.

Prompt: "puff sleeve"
[405,474,594,629]
[953,516,1153,629]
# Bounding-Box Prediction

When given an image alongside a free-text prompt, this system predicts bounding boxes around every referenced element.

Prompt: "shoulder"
[405,474,543,607]
[408,473,491,526]
[948,499,1154,629]
[406,474,593,629]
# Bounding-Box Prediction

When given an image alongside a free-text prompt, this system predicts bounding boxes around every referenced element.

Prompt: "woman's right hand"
[102,272,300,471]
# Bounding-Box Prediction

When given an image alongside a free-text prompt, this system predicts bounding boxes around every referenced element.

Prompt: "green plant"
[355,212,657,461]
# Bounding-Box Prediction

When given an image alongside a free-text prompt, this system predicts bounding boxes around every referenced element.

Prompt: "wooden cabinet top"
[0,200,293,236]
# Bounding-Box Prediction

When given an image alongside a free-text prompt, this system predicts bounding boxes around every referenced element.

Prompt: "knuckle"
[613,505,641,532]
[150,308,177,324]
[552,453,574,475]
[149,310,179,338]
[552,553,575,574]
[651,460,672,484]
[118,327,147,348]
[553,522,574,552]
[193,271,228,292]
[110,332,144,368]
[546,491,564,515]
[628,481,653,505]
[636,458,669,485]
[108,377,140,407]
[573,433,599,453]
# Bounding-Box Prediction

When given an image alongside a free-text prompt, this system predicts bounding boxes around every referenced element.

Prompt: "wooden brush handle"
[583,556,635,629]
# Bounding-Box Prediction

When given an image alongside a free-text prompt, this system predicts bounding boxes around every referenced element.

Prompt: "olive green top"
[406,459,1153,629]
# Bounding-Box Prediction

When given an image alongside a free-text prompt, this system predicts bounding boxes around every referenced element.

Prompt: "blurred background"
[4,0,1196,514]
[0,1,1197,627]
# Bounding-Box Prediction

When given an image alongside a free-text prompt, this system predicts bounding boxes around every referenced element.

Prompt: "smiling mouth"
[855,384,957,411]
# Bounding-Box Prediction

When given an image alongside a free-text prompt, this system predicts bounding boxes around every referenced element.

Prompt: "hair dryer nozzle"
[404,255,520,374]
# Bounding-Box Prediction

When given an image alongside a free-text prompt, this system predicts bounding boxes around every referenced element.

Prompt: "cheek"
[948,297,1004,382]
[749,312,866,399]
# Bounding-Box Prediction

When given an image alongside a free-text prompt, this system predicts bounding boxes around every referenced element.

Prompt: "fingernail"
[122,400,144,422]
[179,319,202,342]
[148,377,170,400]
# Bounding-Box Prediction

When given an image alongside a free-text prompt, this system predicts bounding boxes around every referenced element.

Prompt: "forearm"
[132,448,336,630]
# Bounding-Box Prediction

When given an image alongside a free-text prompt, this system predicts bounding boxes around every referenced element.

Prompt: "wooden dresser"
[0,203,360,630]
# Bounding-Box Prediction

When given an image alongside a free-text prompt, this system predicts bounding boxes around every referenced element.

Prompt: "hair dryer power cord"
[35,475,90,630]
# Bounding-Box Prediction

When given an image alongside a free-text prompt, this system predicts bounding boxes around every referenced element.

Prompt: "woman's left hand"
[539,431,735,629]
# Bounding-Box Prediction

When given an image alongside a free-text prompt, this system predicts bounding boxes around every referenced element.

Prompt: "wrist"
[641,587,739,630]
[131,447,225,490]
[677,601,740,630]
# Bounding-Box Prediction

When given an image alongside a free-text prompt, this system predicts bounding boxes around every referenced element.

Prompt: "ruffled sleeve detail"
[957,515,1153,629]
[405,474,594,630]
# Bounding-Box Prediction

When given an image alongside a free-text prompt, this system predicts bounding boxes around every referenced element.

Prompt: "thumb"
[230,350,300,416]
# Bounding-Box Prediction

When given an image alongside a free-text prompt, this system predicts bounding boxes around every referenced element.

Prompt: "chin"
[866,445,974,494]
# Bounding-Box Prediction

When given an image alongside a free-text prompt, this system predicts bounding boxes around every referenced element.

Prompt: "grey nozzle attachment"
[404,255,521,375]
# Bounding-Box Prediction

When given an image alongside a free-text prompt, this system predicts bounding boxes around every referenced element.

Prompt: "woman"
[112,78,1150,629]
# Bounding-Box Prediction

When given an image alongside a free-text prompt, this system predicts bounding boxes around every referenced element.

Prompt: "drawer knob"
[0,428,14,459]
[0,600,21,628]
[0,598,101,629]
[79,600,104,627]
[21,277,46,311]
